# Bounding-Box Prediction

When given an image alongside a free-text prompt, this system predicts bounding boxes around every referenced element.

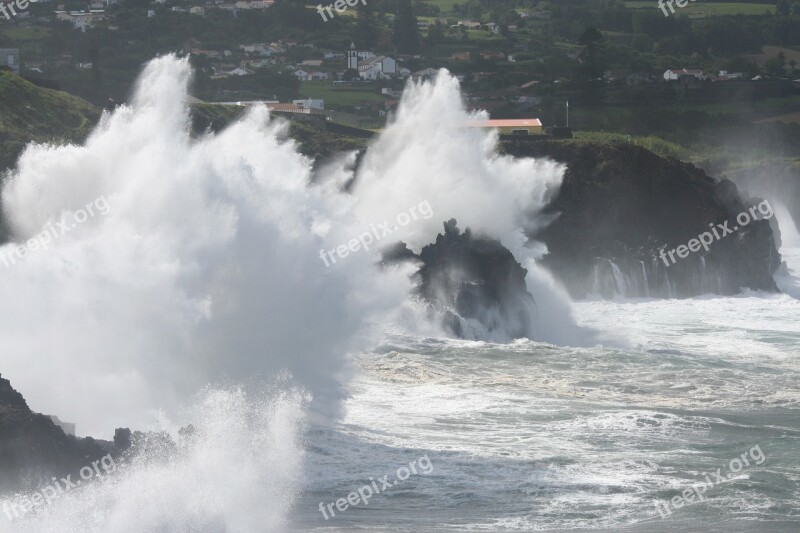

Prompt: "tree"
[777,0,791,16]
[354,0,379,49]
[393,0,420,55]
[576,26,608,103]
[766,54,786,76]
[578,27,607,80]
[342,69,361,81]
[426,22,445,47]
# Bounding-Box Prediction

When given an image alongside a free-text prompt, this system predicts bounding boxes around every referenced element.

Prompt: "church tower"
[347,42,359,70]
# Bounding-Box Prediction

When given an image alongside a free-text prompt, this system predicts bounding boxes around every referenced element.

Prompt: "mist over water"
[0,56,579,529]
[0,386,308,533]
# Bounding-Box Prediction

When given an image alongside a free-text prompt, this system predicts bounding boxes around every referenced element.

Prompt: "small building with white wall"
[293,98,324,110]
[0,49,20,74]
[358,56,397,80]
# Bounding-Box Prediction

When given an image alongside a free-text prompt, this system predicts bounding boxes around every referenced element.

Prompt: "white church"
[347,43,407,80]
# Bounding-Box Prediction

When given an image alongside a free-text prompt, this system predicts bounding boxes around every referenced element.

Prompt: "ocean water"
[1,55,798,532]
[294,253,800,532]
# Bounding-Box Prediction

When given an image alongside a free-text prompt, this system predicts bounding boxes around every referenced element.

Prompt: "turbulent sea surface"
[295,250,800,532]
[1,55,798,532]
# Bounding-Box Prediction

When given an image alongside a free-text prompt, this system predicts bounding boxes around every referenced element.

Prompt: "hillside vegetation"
[1,72,367,171]
[0,71,101,172]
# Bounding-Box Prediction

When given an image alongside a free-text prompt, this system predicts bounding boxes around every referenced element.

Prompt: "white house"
[190,6,205,14]
[293,98,324,110]
[358,56,397,80]
[234,0,273,8]
[0,49,20,74]
[240,44,277,57]
[227,67,253,76]
[55,10,106,31]
[718,70,743,80]
[454,20,481,29]
[663,68,704,81]
[293,69,311,81]
[412,67,438,80]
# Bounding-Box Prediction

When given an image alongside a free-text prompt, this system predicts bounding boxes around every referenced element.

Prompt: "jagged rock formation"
[386,220,537,340]
[503,140,781,298]
[0,374,113,493]
[0,373,203,493]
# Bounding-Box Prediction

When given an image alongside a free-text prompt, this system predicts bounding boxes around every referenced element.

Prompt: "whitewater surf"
[0,55,798,532]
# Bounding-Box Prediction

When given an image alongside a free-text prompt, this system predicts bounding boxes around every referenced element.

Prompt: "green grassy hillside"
[0,72,367,174]
[0,71,101,172]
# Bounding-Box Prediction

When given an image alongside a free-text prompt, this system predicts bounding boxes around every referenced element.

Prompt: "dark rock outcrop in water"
[503,140,781,298]
[386,220,537,340]
[0,373,113,493]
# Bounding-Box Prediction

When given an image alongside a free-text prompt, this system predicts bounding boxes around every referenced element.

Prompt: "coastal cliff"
[503,140,781,298]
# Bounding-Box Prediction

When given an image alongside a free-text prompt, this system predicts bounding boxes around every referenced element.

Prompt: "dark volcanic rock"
[0,373,113,493]
[503,140,781,298]
[387,220,537,340]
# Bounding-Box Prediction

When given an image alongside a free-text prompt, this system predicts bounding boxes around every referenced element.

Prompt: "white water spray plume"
[0,55,578,530]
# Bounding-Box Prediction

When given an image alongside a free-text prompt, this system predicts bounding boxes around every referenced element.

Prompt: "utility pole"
[566,100,569,128]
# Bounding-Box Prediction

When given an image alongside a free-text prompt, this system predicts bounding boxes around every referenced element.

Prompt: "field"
[297,80,387,106]
[425,0,464,13]
[0,26,50,54]
[623,1,775,16]
[744,45,800,67]
[574,130,693,159]
[755,110,800,124]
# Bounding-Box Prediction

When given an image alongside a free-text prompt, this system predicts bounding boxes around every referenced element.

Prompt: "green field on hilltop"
[0,71,100,171]
[425,0,467,14]
[464,29,505,40]
[1,26,50,54]
[297,81,386,106]
[624,1,775,16]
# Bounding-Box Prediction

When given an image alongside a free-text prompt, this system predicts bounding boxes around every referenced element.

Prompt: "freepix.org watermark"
[319,200,433,267]
[660,200,774,267]
[2,454,118,522]
[1,0,37,20]
[318,454,433,520]
[658,0,697,17]
[317,0,366,22]
[0,194,114,269]
[653,444,766,518]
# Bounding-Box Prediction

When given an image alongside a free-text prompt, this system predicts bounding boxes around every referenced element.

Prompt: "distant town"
[1,0,799,160]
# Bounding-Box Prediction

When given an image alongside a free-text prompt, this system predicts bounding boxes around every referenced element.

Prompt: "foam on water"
[304,293,800,530]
